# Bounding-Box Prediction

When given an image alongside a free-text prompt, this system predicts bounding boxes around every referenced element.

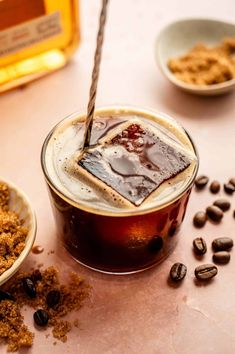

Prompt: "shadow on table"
[156,83,235,121]
[166,275,184,288]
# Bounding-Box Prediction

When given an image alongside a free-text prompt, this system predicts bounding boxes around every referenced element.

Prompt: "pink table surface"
[1,1,235,353]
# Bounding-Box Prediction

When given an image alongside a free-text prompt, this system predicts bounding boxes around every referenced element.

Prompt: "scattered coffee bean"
[148,236,163,253]
[46,290,61,308]
[22,278,36,298]
[213,199,231,212]
[193,211,207,228]
[212,237,233,251]
[195,175,209,189]
[33,309,49,327]
[193,237,207,255]
[0,290,15,302]
[170,263,187,282]
[206,205,223,222]
[210,181,220,194]
[213,251,230,264]
[224,183,235,194]
[195,264,218,280]
[229,178,235,187]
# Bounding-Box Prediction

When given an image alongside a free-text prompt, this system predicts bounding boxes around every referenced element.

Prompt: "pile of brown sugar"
[0,182,28,275]
[168,37,235,85]
[0,266,90,352]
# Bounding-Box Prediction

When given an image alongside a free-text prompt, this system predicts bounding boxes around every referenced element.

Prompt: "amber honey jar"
[0,0,80,92]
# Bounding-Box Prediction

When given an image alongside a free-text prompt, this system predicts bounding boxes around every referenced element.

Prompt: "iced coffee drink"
[41,107,198,274]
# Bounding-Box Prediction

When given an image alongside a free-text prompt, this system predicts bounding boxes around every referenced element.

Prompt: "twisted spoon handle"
[82,0,109,150]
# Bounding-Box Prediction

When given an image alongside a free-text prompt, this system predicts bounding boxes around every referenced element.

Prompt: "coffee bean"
[0,290,15,302]
[148,236,163,253]
[22,278,36,298]
[224,183,235,194]
[193,211,207,228]
[193,237,207,255]
[229,178,235,187]
[170,263,187,282]
[212,237,233,251]
[213,199,231,212]
[206,206,223,222]
[46,290,60,308]
[195,175,209,189]
[210,181,220,194]
[195,264,218,280]
[33,309,49,327]
[213,251,230,264]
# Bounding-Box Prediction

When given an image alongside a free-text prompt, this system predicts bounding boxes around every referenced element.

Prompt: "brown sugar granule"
[52,320,72,342]
[0,182,10,211]
[168,37,235,85]
[0,300,34,352]
[0,183,28,275]
[47,250,55,255]
[1,266,90,352]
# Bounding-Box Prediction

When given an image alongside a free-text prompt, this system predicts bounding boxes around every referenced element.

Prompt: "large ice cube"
[77,122,191,206]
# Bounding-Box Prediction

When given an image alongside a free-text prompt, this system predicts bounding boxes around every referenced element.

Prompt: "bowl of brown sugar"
[0,178,36,285]
[155,18,235,95]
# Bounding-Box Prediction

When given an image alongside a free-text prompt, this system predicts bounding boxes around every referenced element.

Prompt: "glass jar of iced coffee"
[41,106,198,274]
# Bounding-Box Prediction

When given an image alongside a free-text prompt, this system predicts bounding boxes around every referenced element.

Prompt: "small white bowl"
[0,177,36,286]
[155,18,235,96]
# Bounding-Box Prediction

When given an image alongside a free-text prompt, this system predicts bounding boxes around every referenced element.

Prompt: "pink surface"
[1,0,235,353]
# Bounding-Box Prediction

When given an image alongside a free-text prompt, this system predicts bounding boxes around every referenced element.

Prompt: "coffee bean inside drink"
[42,107,198,274]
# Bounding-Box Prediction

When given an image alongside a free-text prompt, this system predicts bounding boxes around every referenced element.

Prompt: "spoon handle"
[82,0,109,151]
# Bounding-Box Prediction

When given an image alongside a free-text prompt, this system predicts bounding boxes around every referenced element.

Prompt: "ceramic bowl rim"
[155,17,235,93]
[0,177,36,286]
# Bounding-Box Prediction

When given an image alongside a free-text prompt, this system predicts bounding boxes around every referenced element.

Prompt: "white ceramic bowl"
[0,177,36,286]
[155,18,235,96]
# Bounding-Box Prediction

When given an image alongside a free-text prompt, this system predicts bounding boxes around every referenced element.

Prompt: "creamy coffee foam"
[44,108,198,214]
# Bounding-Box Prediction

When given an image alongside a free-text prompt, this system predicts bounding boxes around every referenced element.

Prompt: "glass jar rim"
[41,105,199,217]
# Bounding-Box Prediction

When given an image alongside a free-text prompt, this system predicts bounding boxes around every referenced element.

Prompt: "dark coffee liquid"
[50,185,191,273]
